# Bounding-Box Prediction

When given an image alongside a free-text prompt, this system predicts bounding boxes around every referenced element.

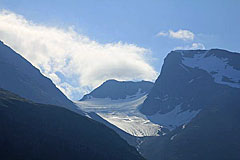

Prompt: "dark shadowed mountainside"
[139,49,240,160]
[80,79,153,100]
[0,41,81,113]
[0,88,144,160]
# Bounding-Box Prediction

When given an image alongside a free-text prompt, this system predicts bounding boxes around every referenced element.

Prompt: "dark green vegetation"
[0,89,144,160]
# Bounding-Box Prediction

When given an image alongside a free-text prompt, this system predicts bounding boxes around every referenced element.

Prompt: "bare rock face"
[141,49,240,115]
[139,49,240,160]
[80,79,153,101]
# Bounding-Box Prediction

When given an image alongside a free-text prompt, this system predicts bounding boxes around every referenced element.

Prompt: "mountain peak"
[80,79,154,101]
[140,49,240,115]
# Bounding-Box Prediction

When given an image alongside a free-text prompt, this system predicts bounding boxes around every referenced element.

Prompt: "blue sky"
[0,0,239,100]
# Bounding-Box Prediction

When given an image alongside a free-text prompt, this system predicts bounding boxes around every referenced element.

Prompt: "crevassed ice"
[76,94,161,137]
[76,93,201,137]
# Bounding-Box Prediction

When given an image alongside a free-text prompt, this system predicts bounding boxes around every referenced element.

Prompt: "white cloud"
[0,10,158,100]
[174,43,205,50]
[191,43,205,49]
[156,31,168,37]
[169,29,194,41]
[156,29,195,41]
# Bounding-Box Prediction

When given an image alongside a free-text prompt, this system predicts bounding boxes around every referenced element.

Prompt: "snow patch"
[188,79,194,83]
[179,63,190,72]
[181,51,240,88]
[147,104,201,131]
[170,134,177,140]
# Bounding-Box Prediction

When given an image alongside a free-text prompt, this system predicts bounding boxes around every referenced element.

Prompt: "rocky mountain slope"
[80,79,153,100]
[140,49,240,129]
[139,49,240,160]
[0,88,144,160]
[139,88,240,160]
[79,49,240,160]
[0,41,81,113]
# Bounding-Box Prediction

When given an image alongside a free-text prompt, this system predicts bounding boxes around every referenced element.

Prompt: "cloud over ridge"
[0,10,157,100]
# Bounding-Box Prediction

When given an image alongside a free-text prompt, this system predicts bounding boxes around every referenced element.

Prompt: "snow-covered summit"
[141,49,240,116]
[177,49,240,88]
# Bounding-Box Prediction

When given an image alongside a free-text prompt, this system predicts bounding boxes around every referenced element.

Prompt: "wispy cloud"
[156,29,195,41]
[156,31,168,37]
[174,43,205,50]
[0,10,158,100]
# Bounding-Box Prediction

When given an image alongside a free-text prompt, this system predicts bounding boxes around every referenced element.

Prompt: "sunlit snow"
[76,93,200,137]
[180,50,240,88]
[76,93,161,137]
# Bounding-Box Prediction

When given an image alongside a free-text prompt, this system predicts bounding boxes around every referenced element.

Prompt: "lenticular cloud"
[0,10,157,100]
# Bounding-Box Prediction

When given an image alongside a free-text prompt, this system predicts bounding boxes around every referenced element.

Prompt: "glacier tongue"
[76,94,161,137]
[77,49,240,138]
[76,93,200,137]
